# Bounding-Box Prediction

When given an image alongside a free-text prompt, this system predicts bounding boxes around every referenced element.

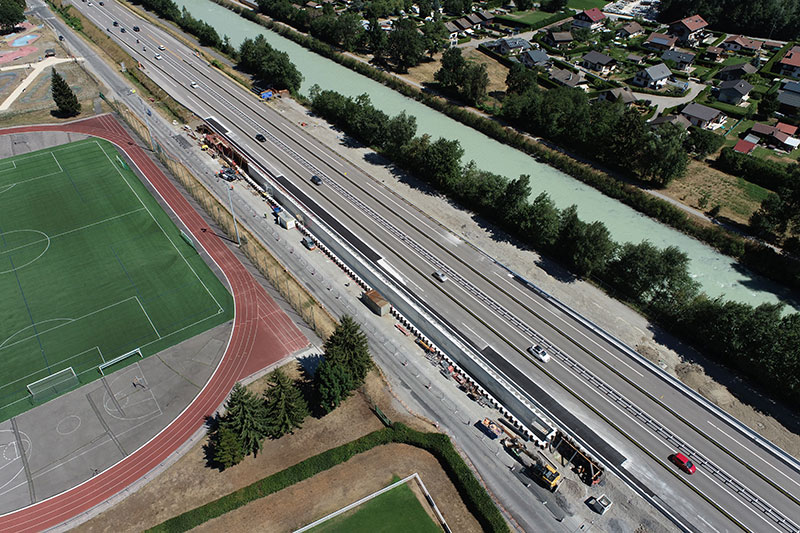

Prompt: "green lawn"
[310,482,441,533]
[567,0,609,9]
[504,9,556,25]
[0,139,233,420]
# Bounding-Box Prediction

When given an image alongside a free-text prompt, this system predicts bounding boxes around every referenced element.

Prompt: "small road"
[633,80,706,114]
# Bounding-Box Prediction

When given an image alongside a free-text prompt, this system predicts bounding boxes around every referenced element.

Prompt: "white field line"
[136,297,161,339]
[0,346,102,396]
[50,153,63,173]
[97,141,223,313]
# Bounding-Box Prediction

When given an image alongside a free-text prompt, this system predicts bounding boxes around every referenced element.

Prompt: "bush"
[716,147,791,191]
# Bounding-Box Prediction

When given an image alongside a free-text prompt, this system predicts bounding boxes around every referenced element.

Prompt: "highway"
[49,1,800,531]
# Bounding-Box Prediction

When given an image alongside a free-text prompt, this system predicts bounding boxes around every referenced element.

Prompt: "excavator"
[502,437,562,492]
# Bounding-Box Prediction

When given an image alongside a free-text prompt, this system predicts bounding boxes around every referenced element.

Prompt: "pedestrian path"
[0,56,82,111]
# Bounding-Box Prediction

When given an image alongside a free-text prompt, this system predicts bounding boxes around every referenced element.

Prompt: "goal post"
[27,367,79,403]
[98,347,143,375]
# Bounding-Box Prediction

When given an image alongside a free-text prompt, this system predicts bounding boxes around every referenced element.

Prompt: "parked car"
[527,344,550,363]
[670,452,696,474]
[311,175,323,185]
[302,236,316,250]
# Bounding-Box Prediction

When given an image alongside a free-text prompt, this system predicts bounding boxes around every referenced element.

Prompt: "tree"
[367,18,389,61]
[221,382,268,457]
[685,126,725,158]
[639,123,688,186]
[263,368,309,438]
[499,174,532,227]
[314,358,354,413]
[505,63,537,95]
[421,19,448,58]
[323,315,372,385]
[435,47,466,91]
[388,18,426,71]
[212,425,245,469]
[385,111,417,152]
[572,221,615,277]
[527,192,560,248]
[0,0,24,32]
[541,0,567,12]
[336,12,364,51]
[516,0,534,11]
[50,69,81,117]
[759,91,780,118]
[461,63,489,105]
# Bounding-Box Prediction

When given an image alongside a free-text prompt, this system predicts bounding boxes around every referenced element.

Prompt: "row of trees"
[0,0,25,33]
[131,0,234,53]
[309,88,800,403]
[238,35,303,92]
[659,0,800,40]
[502,68,689,186]
[435,47,489,105]
[208,316,372,468]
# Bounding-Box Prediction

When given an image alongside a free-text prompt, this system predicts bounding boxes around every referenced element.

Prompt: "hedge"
[148,424,509,533]
[717,147,792,191]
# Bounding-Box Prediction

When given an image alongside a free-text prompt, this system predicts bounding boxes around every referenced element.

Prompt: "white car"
[433,270,447,282]
[527,344,550,363]
[154,54,162,60]
[158,44,166,51]
[190,81,199,89]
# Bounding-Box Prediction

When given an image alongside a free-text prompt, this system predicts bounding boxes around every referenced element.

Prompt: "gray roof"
[650,114,692,129]
[521,49,549,65]
[778,87,800,108]
[642,63,672,81]
[466,13,482,25]
[661,50,695,64]
[444,21,459,33]
[582,50,615,66]
[550,68,585,88]
[549,31,573,42]
[498,37,531,50]
[627,53,644,63]
[719,79,753,95]
[603,87,637,104]
[620,21,643,35]
[782,80,800,93]
[681,102,723,121]
[719,62,757,75]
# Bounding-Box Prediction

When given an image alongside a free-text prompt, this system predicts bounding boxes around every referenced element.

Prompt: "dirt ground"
[75,363,477,532]
[194,443,478,533]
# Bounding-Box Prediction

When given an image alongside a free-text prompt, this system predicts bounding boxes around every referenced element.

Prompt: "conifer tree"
[50,69,81,117]
[264,368,309,438]
[315,358,353,413]
[212,425,245,469]
[221,382,268,457]
[323,315,372,386]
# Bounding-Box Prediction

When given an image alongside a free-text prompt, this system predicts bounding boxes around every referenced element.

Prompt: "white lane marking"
[461,322,488,349]
[708,421,800,492]
[697,515,721,533]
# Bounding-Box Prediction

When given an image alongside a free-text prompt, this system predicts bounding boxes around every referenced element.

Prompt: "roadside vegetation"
[658,0,800,40]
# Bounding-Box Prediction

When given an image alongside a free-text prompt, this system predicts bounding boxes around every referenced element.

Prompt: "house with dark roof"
[444,21,459,41]
[453,17,471,31]
[581,50,616,75]
[703,46,725,63]
[466,13,482,26]
[633,63,672,89]
[649,114,692,130]
[476,10,494,23]
[777,80,800,114]
[681,102,726,129]
[718,79,753,104]
[572,8,606,30]
[644,32,677,51]
[520,49,550,69]
[598,87,637,106]
[627,53,644,65]
[779,46,800,78]
[718,62,757,81]
[668,14,708,46]
[544,30,573,49]
[496,37,531,56]
[549,68,587,89]
[722,35,763,53]
[661,50,695,71]
[747,123,800,151]
[617,21,643,39]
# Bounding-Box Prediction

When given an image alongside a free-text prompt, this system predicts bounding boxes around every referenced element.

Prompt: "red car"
[670,452,696,474]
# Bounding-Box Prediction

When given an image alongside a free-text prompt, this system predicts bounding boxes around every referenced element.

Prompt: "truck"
[477,418,503,439]
[503,437,562,492]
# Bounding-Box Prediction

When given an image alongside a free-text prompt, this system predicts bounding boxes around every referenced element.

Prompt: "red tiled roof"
[733,139,756,154]
[724,35,762,50]
[777,122,798,135]
[581,7,606,22]
[674,14,708,31]
[781,46,800,67]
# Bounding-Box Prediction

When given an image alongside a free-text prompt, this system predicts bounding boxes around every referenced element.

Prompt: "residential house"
[733,139,756,154]
[520,49,550,69]
[649,114,692,130]
[661,50,695,71]
[747,123,800,151]
[722,35,763,53]
[644,32,677,51]
[681,102,726,129]
[718,62,757,81]
[703,46,725,63]
[778,80,800,114]
[466,13,482,27]
[549,68,587,89]
[544,30,573,49]
[476,10,495,24]
[626,53,644,65]
[633,63,672,89]
[617,21,643,39]
[598,87,637,106]
[777,122,798,136]
[496,37,531,56]
[668,14,709,46]
[779,46,800,78]
[453,17,471,31]
[763,40,782,50]
[581,50,617,75]
[572,8,606,30]
[444,21,459,42]
[717,79,753,104]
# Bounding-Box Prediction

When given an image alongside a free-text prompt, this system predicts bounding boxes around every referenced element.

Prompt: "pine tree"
[323,315,372,386]
[264,368,309,438]
[221,382,268,457]
[315,358,354,413]
[212,425,245,469]
[50,68,81,117]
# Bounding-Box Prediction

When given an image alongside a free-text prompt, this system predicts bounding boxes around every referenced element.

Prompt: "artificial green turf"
[0,139,233,420]
[309,482,441,533]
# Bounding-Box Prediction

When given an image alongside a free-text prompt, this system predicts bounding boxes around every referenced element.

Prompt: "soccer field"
[0,139,233,421]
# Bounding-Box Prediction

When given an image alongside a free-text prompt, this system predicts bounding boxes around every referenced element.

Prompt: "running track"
[0,115,308,532]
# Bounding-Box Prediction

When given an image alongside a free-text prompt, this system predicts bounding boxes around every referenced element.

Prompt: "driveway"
[634,80,705,115]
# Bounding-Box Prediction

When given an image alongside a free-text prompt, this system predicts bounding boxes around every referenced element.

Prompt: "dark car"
[120,27,126,33]
[311,175,323,185]
[112,21,118,26]
[133,26,140,32]
[670,452,696,474]
[255,133,266,142]
[99,1,104,4]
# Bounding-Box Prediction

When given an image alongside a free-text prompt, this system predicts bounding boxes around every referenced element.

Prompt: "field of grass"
[310,481,441,533]
[504,9,555,25]
[567,0,609,9]
[0,139,233,420]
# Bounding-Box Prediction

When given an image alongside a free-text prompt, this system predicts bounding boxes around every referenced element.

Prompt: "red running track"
[0,115,308,532]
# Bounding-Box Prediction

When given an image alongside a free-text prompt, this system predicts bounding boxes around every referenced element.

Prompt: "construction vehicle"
[477,418,503,439]
[503,438,562,492]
